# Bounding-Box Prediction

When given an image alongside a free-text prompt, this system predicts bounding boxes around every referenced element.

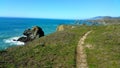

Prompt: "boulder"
[17,26,44,42]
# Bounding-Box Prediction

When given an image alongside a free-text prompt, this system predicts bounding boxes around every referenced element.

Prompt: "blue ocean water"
[0,17,75,50]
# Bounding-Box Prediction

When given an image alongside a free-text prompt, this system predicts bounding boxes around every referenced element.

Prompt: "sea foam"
[3,37,25,45]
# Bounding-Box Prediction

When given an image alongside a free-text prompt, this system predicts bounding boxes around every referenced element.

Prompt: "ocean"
[0,17,75,50]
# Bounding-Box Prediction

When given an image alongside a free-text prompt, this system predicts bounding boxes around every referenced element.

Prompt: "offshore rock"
[17,26,44,42]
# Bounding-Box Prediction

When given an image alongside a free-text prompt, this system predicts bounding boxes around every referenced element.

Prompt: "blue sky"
[0,0,119,19]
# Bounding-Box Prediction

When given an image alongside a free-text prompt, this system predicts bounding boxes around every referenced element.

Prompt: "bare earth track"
[76,31,92,68]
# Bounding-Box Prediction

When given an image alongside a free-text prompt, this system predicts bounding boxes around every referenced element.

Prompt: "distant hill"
[86,16,120,25]
[74,16,120,25]
[88,16,120,20]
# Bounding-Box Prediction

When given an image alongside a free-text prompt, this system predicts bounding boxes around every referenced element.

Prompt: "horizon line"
[0,16,77,20]
[0,16,120,20]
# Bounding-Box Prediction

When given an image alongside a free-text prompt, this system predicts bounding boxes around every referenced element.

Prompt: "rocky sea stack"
[17,26,44,42]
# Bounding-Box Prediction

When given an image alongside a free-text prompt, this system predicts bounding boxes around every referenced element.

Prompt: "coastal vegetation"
[0,25,90,68]
[0,18,120,68]
[84,24,120,68]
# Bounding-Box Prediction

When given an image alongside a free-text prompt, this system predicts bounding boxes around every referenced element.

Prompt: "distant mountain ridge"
[88,16,120,20]
[86,16,120,24]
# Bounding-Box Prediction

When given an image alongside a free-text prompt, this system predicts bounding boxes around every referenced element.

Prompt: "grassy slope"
[0,25,90,68]
[0,25,120,68]
[84,25,120,68]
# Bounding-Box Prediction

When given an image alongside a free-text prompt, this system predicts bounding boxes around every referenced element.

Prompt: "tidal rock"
[17,26,44,42]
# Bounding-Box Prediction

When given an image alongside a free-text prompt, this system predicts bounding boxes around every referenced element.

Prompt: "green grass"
[84,25,120,68]
[0,25,120,68]
[0,25,91,68]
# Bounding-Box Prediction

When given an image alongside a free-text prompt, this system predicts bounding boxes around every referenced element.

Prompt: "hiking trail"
[76,31,92,68]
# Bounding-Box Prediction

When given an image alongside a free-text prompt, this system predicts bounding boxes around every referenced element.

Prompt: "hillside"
[74,16,120,26]
[87,16,120,25]
[0,24,120,68]
[84,25,120,68]
[0,25,91,68]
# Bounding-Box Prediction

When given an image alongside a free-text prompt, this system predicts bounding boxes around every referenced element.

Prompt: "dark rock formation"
[17,26,44,42]
[17,37,28,42]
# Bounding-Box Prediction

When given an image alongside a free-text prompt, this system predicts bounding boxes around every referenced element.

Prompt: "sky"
[0,0,120,19]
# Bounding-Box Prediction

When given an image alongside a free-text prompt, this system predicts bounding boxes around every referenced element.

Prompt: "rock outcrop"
[57,25,75,31]
[57,25,65,31]
[17,26,44,42]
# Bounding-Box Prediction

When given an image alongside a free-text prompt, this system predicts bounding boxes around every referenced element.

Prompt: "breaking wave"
[3,36,25,45]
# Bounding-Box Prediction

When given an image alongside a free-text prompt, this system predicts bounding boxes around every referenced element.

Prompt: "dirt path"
[76,31,92,68]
